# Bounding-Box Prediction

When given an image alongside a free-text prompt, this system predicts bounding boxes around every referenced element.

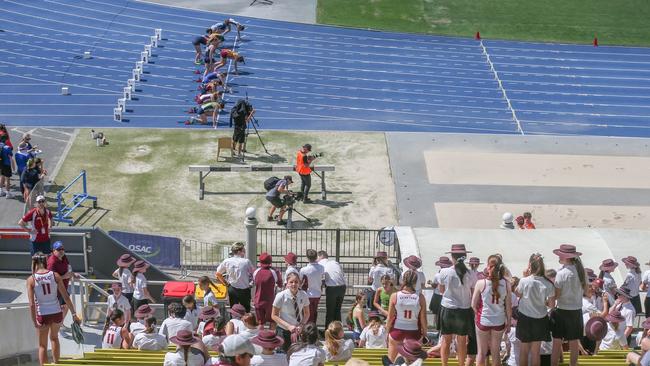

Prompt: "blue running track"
[1,0,650,137]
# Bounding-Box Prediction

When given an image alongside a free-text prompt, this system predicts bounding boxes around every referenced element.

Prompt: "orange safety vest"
[295,151,312,175]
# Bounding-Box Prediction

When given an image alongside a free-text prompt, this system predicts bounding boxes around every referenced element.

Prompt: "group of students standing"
[0,125,46,204]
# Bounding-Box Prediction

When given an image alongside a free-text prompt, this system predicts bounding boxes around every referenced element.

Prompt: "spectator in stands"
[198,276,220,308]
[251,330,288,366]
[112,254,136,308]
[239,313,260,339]
[515,216,525,229]
[27,252,80,366]
[300,249,325,324]
[186,99,225,126]
[213,334,255,366]
[550,244,588,366]
[47,241,79,327]
[254,252,282,330]
[374,274,396,317]
[216,242,255,312]
[183,295,199,330]
[201,315,226,349]
[164,329,209,366]
[133,316,168,350]
[614,286,637,340]
[287,323,325,366]
[20,159,43,206]
[516,253,555,366]
[386,270,428,363]
[428,256,452,330]
[500,212,515,229]
[131,304,154,336]
[599,309,628,350]
[347,290,366,340]
[472,255,512,366]
[266,175,293,226]
[160,302,193,341]
[402,255,426,294]
[192,29,213,65]
[197,306,220,336]
[437,244,476,366]
[318,250,347,328]
[130,260,156,309]
[226,304,247,335]
[211,18,245,38]
[324,320,355,362]
[284,252,300,283]
[622,256,643,314]
[359,310,387,349]
[0,123,11,148]
[105,283,132,334]
[599,258,618,307]
[272,272,309,351]
[102,309,132,349]
[626,336,650,366]
[0,136,15,198]
[523,212,536,229]
[368,251,394,310]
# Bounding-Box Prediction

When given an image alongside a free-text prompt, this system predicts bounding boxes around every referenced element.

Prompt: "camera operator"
[231,100,255,158]
[265,175,293,226]
[295,144,317,203]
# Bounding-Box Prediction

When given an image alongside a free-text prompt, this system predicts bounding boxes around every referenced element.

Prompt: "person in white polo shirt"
[272,272,310,352]
[368,251,394,310]
[299,249,325,325]
[318,250,347,328]
[216,242,255,312]
[105,282,131,335]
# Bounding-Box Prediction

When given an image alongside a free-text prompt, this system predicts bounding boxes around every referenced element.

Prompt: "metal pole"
[244,207,258,264]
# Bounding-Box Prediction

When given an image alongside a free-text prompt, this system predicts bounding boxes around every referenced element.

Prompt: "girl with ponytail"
[324,321,355,362]
[386,270,427,363]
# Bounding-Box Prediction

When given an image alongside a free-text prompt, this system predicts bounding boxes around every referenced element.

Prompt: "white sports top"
[133,273,147,300]
[477,279,507,327]
[229,318,246,334]
[33,271,61,316]
[102,325,123,349]
[394,290,420,331]
[119,268,134,293]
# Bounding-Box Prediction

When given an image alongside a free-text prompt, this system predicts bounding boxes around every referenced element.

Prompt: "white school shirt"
[119,268,134,293]
[517,275,554,319]
[228,318,246,334]
[554,264,583,310]
[202,334,220,349]
[599,323,627,350]
[272,289,309,330]
[163,349,205,366]
[318,258,346,287]
[133,273,148,300]
[102,325,124,349]
[216,256,254,289]
[251,353,289,366]
[620,302,636,327]
[288,344,326,366]
[130,321,146,336]
[133,332,168,351]
[432,272,442,295]
[184,308,199,330]
[603,272,617,305]
[360,324,388,348]
[300,262,325,298]
[477,279,507,327]
[159,317,193,340]
[624,270,642,297]
[394,290,420,330]
[401,269,426,294]
[643,270,650,297]
[33,271,61,316]
[368,265,394,291]
[107,294,131,315]
[439,267,475,309]
[324,338,355,362]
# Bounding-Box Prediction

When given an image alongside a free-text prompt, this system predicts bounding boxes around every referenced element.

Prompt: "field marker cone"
[475,31,481,40]
[593,36,598,47]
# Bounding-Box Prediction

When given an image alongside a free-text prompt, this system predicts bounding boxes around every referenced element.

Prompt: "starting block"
[114,107,122,122]
[83,51,91,59]
[123,87,132,100]
[135,61,144,72]
[61,86,70,95]
[127,78,136,92]
[117,98,126,112]
[155,28,162,40]
[133,69,141,81]
[144,45,152,57]
[150,36,158,48]
[141,51,148,63]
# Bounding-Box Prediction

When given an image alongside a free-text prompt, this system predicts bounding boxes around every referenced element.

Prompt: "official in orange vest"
[295,144,317,203]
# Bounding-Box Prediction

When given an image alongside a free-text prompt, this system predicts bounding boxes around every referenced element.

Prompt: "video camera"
[283,191,304,206]
[308,152,324,158]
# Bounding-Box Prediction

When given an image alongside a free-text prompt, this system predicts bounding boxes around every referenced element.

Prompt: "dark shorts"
[429,293,442,315]
[193,36,206,46]
[37,312,63,325]
[440,306,474,336]
[232,128,245,143]
[31,240,52,256]
[389,329,421,342]
[516,311,551,343]
[1,164,11,178]
[645,296,650,318]
[631,295,642,314]
[255,304,273,324]
[550,308,583,341]
[266,195,284,208]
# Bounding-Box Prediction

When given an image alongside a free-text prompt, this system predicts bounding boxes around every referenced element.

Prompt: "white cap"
[502,212,513,223]
[221,334,255,356]
[36,195,46,203]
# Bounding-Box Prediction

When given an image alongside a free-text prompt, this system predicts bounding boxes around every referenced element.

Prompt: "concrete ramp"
[408,228,650,286]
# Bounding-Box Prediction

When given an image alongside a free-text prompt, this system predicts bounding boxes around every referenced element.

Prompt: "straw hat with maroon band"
[368,310,386,320]
[116,254,136,267]
[469,257,482,266]
[170,330,200,346]
[199,306,219,320]
[599,258,618,272]
[132,260,150,273]
[228,304,246,318]
[259,252,272,268]
[615,286,633,299]
[403,255,422,270]
[585,316,607,341]
[251,330,284,349]
[605,309,625,323]
[623,256,640,268]
[552,244,581,259]
[397,339,428,361]
[585,268,597,283]
[446,244,471,254]
[284,252,297,265]
[135,304,154,319]
[435,256,452,268]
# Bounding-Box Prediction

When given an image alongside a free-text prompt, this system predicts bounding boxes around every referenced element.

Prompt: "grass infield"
[317,0,650,46]
[50,129,397,243]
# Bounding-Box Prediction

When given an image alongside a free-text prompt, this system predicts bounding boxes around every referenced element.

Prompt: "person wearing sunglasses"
[19,195,53,255]
[47,241,79,330]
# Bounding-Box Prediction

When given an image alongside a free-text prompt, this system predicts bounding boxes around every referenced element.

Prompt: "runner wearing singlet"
[27,253,81,366]
[213,49,245,75]
[386,270,427,363]
[472,255,511,366]
[102,309,132,349]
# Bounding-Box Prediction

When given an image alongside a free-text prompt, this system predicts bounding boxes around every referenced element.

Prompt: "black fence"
[257,228,400,296]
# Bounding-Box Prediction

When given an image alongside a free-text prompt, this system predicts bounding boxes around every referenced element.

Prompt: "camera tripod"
[241,116,270,162]
[286,203,313,231]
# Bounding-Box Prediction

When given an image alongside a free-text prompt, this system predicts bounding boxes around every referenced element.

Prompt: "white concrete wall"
[0,305,37,359]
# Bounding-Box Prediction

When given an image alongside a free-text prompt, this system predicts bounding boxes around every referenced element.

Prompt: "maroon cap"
[446,244,471,254]
[553,244,582,259]
[259,252,272,267]
[284,252,297,265]
[599,258,618,271]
